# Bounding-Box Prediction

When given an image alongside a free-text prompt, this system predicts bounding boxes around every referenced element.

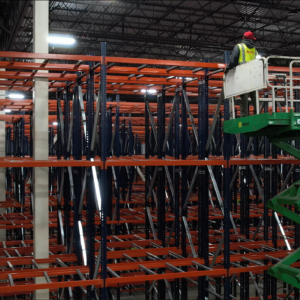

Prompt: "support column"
[0,93,5,241]
[33,1,49,299]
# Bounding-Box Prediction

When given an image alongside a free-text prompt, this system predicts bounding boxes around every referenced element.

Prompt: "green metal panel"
[224,111,300,137]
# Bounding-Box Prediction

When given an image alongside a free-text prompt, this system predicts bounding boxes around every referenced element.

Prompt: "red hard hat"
[243,31,257,40]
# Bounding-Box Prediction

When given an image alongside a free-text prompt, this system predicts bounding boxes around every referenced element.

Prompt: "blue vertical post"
[73,78,83,300]
[198,72,209,300]
[128,117,134,209]
[294,90,300,300]
[56,89,63,246]
[223,50,231,300]
[174,90,180,300]
[29,111,33,157]
[263,93,271,299]
[270,86,279,300]
[181,81,188,300]
[63,85,71,252]
[107,107,113,231]
[121,120,126,202]
[86,59,96,299]
[144,92,150,300]
[115,95,121,235]
[240,111,249,299]
[157,90,166,300]
[271,140,278,300]
[100,42,108,300]
[174,91,180,248]
[56,89,63,159]
[214,113,222,206]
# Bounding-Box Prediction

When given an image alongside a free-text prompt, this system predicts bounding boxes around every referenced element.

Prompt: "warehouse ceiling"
[0,0,300,62]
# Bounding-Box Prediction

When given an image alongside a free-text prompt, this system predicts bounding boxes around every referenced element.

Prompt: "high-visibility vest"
[237,43,258,64]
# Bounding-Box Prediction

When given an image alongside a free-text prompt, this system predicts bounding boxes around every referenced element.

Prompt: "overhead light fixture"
[53,122,58,126]
[4,109,11,113]
[47,35,76,46]
[141,89,157,94]
[8,93,24,99]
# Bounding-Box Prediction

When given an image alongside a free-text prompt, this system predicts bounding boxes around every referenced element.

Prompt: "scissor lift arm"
[224,110,300,289]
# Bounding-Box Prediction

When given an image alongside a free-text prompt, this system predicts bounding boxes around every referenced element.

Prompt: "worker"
[224,31,259,118]
[206,31,260,150]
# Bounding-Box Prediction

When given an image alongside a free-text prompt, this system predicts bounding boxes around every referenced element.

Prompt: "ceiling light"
[8,93,24,99]
[47,35,76,45]
[4,109,11,113]
[53,122,58,126]
[141,89,157,94]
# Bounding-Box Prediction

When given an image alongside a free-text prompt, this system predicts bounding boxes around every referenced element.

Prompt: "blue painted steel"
[115,96,121,235]
[181,81,188,300]
[157,91,166,300]
[107,106,112,157]
[56,89,63,159]
[174,91,180,250]
[240,127,250,300]
[145,94,150,241]
[294,92,300,300]
[100,42,108,300]
[63,86,72,255]
[263,99,271,299]
[223,50,231,300]
[144,92,151,300]
[72,82,83,299]
[198,73,209,300]
[86,59,96,300]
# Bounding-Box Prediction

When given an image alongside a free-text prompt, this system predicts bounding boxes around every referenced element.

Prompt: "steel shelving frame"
[0,45,299,299]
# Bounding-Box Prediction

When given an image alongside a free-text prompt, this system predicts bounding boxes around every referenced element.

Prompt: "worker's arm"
[225,45,240,74]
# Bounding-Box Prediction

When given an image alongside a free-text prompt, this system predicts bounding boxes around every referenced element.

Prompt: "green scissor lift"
[224,110,300,289]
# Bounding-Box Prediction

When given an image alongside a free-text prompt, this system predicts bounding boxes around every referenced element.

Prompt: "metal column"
[86,60,96,299]
[223,50,231,300]
[157,90,166,300]
[100,42,108,300]
[0,110,5,242]
[73,81,83,299]
[198,75,209,300]
[263,99,271,299]
[181,82,188,300]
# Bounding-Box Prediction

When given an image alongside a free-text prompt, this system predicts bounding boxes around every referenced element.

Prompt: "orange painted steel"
[0,50,298,298]
[0,155,299,168]
[0,251,298,294]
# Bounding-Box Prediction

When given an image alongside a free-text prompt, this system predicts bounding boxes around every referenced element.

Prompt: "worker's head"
[243,31,257,41]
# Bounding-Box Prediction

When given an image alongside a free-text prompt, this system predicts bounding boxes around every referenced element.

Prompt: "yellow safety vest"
[237,43,258,64]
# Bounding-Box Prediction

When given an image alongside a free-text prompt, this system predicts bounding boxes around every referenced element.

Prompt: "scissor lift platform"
[224,111,300,139]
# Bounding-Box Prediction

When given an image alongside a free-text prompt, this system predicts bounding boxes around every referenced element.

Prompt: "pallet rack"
[0,44,299,299]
